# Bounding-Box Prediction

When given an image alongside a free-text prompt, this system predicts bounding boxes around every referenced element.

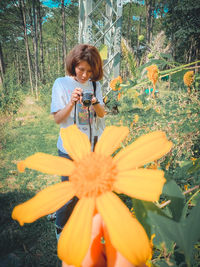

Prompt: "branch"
[157,185,200,209]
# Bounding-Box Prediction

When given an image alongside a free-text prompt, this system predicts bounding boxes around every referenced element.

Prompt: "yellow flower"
[191,157,197,165]
[134,114,139,123]
[110,76,123,91]
[155,107,161,114]
[103,95,108,103]
[12,125,172,267]
[184,184,189,191]
[146,65,158,86]
[183,71,194,87]
[146,234,156,267]
[117,92,121,101]
[146,65,158,97]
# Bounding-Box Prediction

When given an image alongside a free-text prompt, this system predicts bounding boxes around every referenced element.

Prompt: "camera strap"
[92,81,98,150]
[74,102,77,124]
[73,81,97,149]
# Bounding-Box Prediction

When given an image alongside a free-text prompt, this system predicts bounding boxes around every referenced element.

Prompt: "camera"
[82,92,93,107]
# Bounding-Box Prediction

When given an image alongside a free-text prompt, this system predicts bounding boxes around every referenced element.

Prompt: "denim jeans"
[56,150,79,232]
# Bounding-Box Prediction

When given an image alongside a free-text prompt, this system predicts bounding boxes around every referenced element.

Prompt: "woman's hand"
[91,96,99,105]
[70,87,83,105]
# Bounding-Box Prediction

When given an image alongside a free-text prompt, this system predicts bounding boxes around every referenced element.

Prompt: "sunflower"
[110,76,123,91]
[12,125,172,267]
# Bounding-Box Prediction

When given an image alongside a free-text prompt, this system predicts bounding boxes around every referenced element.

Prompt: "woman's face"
[74,61,93,83]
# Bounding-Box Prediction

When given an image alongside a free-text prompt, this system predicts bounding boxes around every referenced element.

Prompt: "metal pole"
[78,0,123,94]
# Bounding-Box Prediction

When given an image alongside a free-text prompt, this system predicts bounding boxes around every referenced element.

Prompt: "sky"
[41,0,145,8]
[42,0,71,8]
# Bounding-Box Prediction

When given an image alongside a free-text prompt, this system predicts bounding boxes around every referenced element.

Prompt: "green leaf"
[132,199,151,238]
[187,158,200,174]
[162,180,185,221]
[132,199,171,238]
[138,59,164,72]
[160,53,173,61]
[148,200,200,265]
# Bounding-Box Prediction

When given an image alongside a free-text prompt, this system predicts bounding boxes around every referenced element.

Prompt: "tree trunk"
[37,0,45,82]
[145,0,154,44]
[57,43,60,76]
[19,0,34,95]
[195,45,199,74]
[61,0,67,69]
[15,51,20,86]
[126,3,132,45]
[32,0,39,100]
[136,16,142,65]
[149,0,155,43]
[0,42,5,85]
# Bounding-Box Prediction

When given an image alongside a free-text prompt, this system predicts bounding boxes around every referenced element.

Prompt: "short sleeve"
[51,78,69,113]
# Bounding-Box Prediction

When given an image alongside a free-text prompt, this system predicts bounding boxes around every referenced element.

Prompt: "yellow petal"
[12,182,75,226]
[58,197,95,266]
[114,169,166,201]
[17,152,74,176]
[96,192,151,266]
[60,125,91,161]
[95,126,129,156]
[114,131,172,171]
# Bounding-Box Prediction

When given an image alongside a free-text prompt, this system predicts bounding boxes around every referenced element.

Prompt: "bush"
[0,67,25,114]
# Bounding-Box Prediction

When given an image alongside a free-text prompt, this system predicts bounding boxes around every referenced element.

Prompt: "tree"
[145,0,155,44]
[19,0,34,94]
[163,0,200,64]
[32,0,39,99]
[0,42,5,84]
[61,0,67,68]
[37,0,45,82]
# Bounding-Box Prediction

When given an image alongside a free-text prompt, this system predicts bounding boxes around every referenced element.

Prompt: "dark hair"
[66,44,103,81]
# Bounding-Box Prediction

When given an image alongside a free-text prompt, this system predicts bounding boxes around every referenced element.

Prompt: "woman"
[51,44,105,239]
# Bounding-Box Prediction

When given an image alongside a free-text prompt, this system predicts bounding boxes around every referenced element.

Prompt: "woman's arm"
[91,97,105,118]
[53,87,82,124]
[53,101,74,124]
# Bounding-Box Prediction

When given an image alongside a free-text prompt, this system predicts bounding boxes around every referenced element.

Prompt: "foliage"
[0,66,25,114]
[0,0,79,113]
[163,0,200,62]
[105,48,200,266]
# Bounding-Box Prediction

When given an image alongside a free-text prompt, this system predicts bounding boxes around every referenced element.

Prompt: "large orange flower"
[183,71,194,87]
[146,65,158,97]
[12,125,172,267]
[110,76,123,91]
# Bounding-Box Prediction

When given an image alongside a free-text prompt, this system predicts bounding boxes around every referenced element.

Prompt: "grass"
[1,87,199,266]
[0,96,61,267]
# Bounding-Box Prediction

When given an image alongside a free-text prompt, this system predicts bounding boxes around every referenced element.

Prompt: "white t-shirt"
[51,76,104,154]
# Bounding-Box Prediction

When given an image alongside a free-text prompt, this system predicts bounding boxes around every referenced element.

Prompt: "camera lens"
[82,92,93,107]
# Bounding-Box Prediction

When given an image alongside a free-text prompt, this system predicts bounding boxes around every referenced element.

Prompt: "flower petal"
[58,197,95,266]
[114,169,166,201]
[114,131,172,171]
[60,125,91,161]
[95,126,129,156]
[17,152,74,176]
[12,182,75,226]
[96,192,151,266]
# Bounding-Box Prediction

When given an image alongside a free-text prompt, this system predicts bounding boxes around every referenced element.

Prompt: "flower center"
[69,152,118,198]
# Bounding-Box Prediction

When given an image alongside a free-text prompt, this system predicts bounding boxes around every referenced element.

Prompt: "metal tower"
[78,0,123,95]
